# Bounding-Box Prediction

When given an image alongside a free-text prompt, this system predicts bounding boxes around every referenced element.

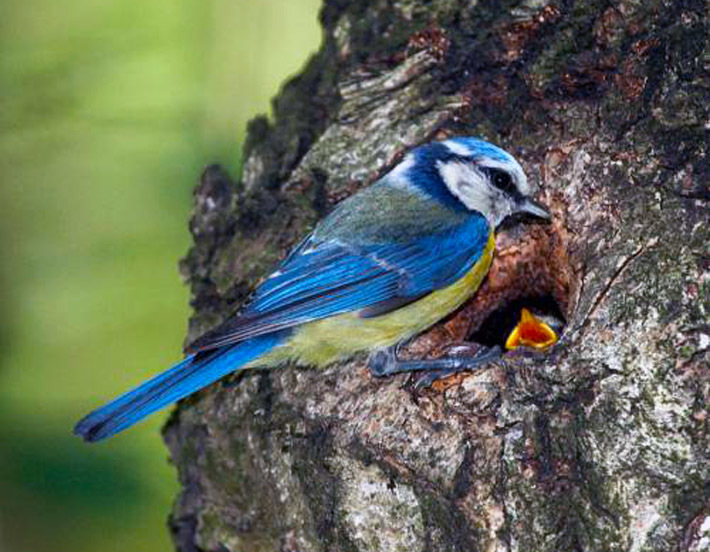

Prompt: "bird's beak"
[517,197,551,220]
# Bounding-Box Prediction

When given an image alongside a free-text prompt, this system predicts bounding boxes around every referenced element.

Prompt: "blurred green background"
[0,1,321,550]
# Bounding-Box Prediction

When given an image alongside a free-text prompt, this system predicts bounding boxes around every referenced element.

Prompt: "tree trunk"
[165,1,708,551]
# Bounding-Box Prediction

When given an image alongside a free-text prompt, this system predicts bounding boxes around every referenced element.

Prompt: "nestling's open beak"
[505,308,559,351]
[517,197,551,220]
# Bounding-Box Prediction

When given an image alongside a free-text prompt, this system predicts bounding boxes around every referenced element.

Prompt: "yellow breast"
[252,232,495,369]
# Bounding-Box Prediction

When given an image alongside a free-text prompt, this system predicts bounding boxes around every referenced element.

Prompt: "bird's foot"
[368,342,502,388]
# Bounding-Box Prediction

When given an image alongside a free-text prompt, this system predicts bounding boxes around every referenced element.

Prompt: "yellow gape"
[505,308,558,351]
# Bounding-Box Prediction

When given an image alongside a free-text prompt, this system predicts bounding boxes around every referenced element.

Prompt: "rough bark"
[165,1,708,551]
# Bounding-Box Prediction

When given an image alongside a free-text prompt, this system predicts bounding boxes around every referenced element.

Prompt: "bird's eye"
[488,169,515,195]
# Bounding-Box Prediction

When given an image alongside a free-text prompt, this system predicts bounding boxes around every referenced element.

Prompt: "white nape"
[444,141,472,156]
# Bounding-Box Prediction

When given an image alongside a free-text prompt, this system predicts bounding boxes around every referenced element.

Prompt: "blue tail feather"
[74,333,284,442]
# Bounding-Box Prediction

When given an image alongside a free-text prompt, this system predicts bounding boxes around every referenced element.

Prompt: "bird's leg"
[368,342,502,386]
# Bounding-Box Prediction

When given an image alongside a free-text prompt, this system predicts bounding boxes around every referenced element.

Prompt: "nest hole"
[469,294,566,349]
[458,209,576,351]
[411,208,578,359]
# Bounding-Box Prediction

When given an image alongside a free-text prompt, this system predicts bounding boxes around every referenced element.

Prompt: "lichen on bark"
[167,1,708,551]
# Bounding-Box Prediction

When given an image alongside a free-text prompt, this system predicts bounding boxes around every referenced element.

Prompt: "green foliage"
[0,1,321,550]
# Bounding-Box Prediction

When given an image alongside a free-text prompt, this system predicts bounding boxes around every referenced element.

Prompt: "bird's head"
[389,137,550,228]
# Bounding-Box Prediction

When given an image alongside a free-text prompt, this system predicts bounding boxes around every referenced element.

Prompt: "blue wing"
[187,213,490,353]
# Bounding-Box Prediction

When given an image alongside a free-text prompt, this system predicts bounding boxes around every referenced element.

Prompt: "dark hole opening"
[468,294,566,350]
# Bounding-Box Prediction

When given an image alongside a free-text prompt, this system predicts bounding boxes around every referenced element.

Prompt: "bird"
[74,137,551,442]
[505,308,561,351]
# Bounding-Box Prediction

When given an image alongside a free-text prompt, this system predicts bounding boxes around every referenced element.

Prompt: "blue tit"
[75,137,550,442]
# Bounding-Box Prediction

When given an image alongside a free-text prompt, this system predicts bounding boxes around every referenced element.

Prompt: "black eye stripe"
[484,168,516,195]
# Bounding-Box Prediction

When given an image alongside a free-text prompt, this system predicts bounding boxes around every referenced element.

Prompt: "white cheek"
[437,161,492,213]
